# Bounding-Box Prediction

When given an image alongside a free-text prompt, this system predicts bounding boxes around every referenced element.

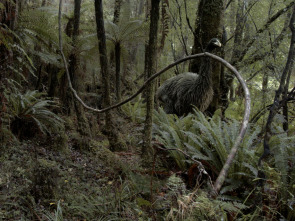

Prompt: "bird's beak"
[214,41,222,47]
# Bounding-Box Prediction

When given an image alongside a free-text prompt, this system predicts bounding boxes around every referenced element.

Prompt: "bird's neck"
[198,57,212,78]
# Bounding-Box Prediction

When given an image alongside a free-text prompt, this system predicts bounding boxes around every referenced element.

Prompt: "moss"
[51,130,69,152]
[63,116,76,130]
[69,131,91,151]
[90,140,128,173]
[32,159,60,201]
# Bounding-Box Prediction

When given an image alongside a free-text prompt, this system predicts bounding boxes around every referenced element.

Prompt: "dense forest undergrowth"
[1,0,295,220]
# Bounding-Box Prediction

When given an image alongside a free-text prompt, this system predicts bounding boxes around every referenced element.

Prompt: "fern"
[121,95,146,123]
[105,19,148,45]
[153,108,195,169]
[167,190,248,220]
[5,89,64,138]
[153,109,261,192]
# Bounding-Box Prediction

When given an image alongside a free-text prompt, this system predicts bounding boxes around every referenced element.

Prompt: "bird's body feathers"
[156,38,221,116]
[157,72,213,116]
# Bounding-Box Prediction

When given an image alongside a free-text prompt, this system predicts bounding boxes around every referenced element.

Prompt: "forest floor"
[0,112,181,220]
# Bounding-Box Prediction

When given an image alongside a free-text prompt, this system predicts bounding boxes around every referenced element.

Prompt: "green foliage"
[44,200,64,221]
[122,95,146,123]
[105,18,148,72]
[1,0,294,220]
[154,108,260,193]
[0,24,36,81]
[17,7,71,78]
[166,190,247,221]
[153,108,194,169]
[154,108,295,219]
[0,24,13,50]
[259,124,295,219]
[0,144,36,220]
[105,19,147,44]
[4,88,64,138]
[63,178,141,220]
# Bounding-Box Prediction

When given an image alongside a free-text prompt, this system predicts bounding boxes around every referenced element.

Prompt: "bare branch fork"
[58,0,251,195]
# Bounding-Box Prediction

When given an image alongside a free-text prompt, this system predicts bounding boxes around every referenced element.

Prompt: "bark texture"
[189,0,224,115]
[142,0,160,156]
[70,0,91,138]
[94,0,124,151]
[260,5,295,166]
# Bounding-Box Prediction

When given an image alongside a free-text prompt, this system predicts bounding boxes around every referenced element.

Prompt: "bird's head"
[206,38,222,52]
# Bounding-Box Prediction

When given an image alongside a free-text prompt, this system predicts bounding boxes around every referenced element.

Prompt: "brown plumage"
[156,38,221,116]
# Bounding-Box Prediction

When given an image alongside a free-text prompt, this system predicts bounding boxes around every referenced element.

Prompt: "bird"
[156,38,222,116]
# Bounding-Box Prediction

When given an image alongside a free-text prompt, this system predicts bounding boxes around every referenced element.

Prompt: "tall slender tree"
[112,0,122,101]
[142,0,160,156]
[94,0,124,151]
[226,0,247,103]
[69,0,91,137]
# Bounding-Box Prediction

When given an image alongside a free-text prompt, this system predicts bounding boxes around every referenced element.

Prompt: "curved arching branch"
[203,53,251,196]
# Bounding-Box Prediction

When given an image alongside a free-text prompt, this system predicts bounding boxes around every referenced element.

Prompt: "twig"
[226,0,234,9]
[183,0,198,40]
[235,1,294,66]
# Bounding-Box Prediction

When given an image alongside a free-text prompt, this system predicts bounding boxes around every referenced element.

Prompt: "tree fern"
[17,8,71,71]
[105,19,148,44]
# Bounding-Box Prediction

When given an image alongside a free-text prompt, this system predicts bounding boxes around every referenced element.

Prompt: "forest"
[1,0,295,220]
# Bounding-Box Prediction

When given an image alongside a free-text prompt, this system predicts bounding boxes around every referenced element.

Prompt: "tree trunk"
[1,0,18,30]
[94,0,124,151]
[115,42,121,101]
[260,5,295,165]
[189,0,224,115]
[70,0,91,138]
[110,0,122,100]
[137,0,144,17]
[219,26,228,116]
[113,0,122,24]
[142,0,160,156]
[222,0,246,108]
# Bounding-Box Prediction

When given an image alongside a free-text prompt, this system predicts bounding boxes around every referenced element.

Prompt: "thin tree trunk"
[94,0,124,151]
[260,5,295,165]
[142,0,160,156]
[236,1,294,66]
[70,0,91,138]
[1,0,18,30]
[115,42,121,101]
[220,26,228,116]
[111,0,122,100]
[282,10,294,132]
[223,0,246,106]
[282,72,292,131]
[137,0,144,17]
[113,0,122,24]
